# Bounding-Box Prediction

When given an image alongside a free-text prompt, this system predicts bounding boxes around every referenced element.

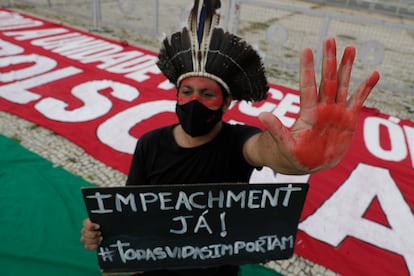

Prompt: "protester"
[80,0,379,275]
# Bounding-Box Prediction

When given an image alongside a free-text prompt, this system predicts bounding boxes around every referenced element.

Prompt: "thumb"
[258,112,295,149]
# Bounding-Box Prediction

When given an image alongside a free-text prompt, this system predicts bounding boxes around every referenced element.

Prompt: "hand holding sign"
[259,37,380,172]
[80,218,102,250]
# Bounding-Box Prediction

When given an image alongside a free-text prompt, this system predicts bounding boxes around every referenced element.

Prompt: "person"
[80,0,380,275]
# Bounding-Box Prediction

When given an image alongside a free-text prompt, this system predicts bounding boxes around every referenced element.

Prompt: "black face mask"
[176,100,223,137]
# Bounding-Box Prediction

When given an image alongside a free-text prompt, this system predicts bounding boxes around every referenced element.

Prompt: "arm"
[244,37,380,174]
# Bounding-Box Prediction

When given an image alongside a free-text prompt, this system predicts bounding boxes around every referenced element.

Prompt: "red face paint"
[178,77,224,109]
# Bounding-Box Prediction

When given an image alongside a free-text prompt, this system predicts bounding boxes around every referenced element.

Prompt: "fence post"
[91,0,103,32]
[3,0,13,7]
[153,0,159,36]
[227,0,241,34]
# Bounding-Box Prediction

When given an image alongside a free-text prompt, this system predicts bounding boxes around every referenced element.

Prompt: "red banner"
[1,9,413,276]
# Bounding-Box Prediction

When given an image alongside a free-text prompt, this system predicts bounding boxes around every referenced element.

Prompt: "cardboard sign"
[82,183,308,273]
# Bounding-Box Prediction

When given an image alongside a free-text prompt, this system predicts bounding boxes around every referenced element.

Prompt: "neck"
[173,122,223,148]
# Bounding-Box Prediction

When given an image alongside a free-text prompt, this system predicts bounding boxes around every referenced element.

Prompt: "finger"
[80,232,102,248]
[336,46,356,105]
[81,228,102,239]
[348,70,380,110]
[81,235,102,244]
[83,218,100,231]
[320,37,338,104]
[299,47,317,110]
[84,240,102,251]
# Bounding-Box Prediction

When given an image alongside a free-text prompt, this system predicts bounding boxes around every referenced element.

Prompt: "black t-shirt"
[126,122,261,186]
[126,122,262,276]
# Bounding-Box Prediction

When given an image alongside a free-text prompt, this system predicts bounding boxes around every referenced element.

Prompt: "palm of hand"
[260,37,380,172]
[289,103,358,170]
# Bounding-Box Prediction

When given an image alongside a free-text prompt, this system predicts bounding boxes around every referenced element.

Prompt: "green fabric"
[240,264,284,276]
[0,135,284,276]
[0,135,99,275]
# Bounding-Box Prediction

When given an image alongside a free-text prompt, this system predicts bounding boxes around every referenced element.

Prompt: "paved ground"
[1,0,414,275]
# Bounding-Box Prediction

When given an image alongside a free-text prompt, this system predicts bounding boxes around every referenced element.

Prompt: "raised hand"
[259,37,380,172]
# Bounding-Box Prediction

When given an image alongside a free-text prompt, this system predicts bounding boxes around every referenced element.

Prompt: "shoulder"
[218,123,262,150]
[139,125,174,142]
[222,122,262,137]
[133,125,175,154]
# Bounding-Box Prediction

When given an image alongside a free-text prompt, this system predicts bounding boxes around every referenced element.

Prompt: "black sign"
[82,183,308,273]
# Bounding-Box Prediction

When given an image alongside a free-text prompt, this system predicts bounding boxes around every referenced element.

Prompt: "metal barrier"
[3,0,95,28]
[1,0,233,38]
[303,0,414,19]
[228,0,414,94]
[2,0,414,94]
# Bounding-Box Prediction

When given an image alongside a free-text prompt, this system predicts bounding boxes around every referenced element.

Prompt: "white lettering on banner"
[3,24,162,83]
[106,55,157,74]
[403,125,414,168]
[84,49,162,82]
[4,28,69,41]
[85,51,143,68]
[0,11,43,30]
[249,166,311,184]
[30,30,161,82]
[299,163,414,275]
[158,79,175,90]
[64,42,123,60]
[34,34,124,61]
[238,88,299,128]
[125,64,161,82]
[33,33,96,51]
[0,66,82,104]
[35,80,139,122]
[0,54,57,82]
[364,116,410,163]
[97,100,176,154]
[272,93,300,128]
[239,88,284,116]
[5,27,111,57]
[0,39,24,56]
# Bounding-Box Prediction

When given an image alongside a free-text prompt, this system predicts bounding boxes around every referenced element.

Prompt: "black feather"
[206,29,268,101]
[156,0,268,102]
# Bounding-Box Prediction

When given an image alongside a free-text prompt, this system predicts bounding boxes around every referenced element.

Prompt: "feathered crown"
[156,0,269,102]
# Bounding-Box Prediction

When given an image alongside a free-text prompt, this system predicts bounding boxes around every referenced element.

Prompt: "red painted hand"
[259,37,380,172]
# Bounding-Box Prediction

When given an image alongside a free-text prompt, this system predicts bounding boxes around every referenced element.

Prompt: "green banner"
[0,135,99,275]
[0,135,282,276]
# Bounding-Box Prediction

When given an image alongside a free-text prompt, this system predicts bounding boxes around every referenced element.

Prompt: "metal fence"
[2,0,414,94]
[304,0,414,19]
[1,0,234,37]
[230,0,414,94]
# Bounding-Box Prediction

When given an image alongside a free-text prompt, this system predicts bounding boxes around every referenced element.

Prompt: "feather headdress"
[156,0,268,102]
